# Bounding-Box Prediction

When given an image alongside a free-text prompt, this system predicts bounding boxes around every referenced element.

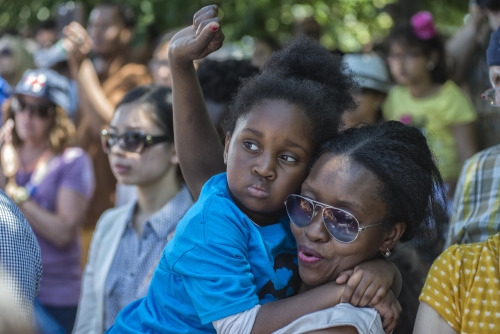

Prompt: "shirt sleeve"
[59,148,95,199]
[438,81,477,125]
[213,304,260,334]
[418,245,463,332]
[272,303,384,334]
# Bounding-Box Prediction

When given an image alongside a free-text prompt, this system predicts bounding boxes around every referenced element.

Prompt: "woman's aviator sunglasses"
[101,129,169,154]
[285,194,387,243]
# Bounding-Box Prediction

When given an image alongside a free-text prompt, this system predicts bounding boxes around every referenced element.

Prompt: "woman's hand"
[168,5,224,66]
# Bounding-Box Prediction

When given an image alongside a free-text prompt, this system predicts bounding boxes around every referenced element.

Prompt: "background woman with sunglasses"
[0,68,95,333]
[73,85,193,333]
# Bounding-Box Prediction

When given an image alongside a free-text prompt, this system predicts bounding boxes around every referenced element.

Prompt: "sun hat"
[343,53,392,93]
[14,68,71,112]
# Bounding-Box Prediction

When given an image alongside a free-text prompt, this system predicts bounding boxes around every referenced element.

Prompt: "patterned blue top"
[104,185,193,329]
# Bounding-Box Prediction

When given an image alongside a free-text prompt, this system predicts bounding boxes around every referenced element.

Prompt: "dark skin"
[168,5,401,333]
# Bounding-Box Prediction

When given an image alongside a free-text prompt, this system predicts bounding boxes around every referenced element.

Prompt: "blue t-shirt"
[108,173,300,333]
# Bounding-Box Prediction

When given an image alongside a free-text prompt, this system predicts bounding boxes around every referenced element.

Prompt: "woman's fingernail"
[210,25,219,31]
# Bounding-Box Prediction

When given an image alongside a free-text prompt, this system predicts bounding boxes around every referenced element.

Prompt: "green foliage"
[0,0,470,52]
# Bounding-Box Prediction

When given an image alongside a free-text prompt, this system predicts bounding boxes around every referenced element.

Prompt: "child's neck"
[407,77,441,99]
[227,186,285,227]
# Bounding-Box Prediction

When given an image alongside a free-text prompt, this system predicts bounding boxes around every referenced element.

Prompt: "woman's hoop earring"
[382,248,391,258]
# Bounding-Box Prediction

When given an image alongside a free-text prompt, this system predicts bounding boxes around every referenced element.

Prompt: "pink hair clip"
[411,11,437,40]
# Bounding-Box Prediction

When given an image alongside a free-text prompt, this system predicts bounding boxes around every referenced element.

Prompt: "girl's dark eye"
[280,154,298,163]
[243,141,259,151]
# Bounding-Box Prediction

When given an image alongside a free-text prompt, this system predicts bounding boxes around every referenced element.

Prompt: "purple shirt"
[16,147,95,306]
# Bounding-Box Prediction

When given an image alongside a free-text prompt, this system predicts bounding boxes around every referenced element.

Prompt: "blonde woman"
[0,68,95,333]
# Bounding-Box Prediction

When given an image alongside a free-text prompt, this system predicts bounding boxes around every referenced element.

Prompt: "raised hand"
[168,5,224,65]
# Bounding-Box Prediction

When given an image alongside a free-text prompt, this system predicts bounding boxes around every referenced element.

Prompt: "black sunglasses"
[11,97,54,118]
[101,129,170,154]
[285,194,387,243]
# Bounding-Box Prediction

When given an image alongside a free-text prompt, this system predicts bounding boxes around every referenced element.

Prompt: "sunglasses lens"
[122,132,144,152]
[323,208,359,243]
[286,195,314,227]
[101,132,114,153]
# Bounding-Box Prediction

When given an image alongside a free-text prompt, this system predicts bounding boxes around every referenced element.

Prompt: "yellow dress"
[419,233,500,333]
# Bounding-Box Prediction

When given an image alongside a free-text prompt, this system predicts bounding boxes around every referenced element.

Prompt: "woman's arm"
[18,187,90,248]
[412,301,457,334]
[169,5,226,200]
[445,3,487,85]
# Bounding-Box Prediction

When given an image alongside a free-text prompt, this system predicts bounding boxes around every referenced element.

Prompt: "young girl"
[383,11,477,201]
[73,86,193,333]
[109,6,401,333]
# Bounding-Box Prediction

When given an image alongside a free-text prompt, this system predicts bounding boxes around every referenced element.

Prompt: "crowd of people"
[0,1,500,334]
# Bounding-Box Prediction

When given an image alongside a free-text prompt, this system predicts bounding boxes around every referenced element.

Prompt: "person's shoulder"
[440,80,473,102]
[472,143,500,159]
[60,147,91,163]
[386,84,408,97]
[97,203,133,227]
[463,143,500,170]
[198,173,229,202]
[484,232,500,252]
[0,190,19,215]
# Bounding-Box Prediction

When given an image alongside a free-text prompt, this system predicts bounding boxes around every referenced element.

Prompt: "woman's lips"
[298,245,324,264]
[112,164,130,174]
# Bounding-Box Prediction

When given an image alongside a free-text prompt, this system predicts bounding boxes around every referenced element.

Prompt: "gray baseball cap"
[14,68,71,112]
[343,53,392,93]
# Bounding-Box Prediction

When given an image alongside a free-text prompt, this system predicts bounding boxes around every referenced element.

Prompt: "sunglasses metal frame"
[101,128,169,154]
[285,194,387,243]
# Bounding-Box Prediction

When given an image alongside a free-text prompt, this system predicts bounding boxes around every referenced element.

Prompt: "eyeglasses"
[481,87,500,107]
[285,194,387,243]
[11,97,54,118]
[101,129,170,154]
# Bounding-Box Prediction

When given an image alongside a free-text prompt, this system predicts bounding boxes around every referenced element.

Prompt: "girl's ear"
[223,135,230,165]
[379,222,406,254]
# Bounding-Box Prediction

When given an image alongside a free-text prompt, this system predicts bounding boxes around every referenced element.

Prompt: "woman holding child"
[108,5,446,334]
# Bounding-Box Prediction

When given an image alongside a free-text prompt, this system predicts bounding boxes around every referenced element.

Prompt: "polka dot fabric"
[419,233,500,333]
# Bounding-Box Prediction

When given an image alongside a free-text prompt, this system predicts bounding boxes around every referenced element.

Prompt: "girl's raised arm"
[169,5,226,200]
